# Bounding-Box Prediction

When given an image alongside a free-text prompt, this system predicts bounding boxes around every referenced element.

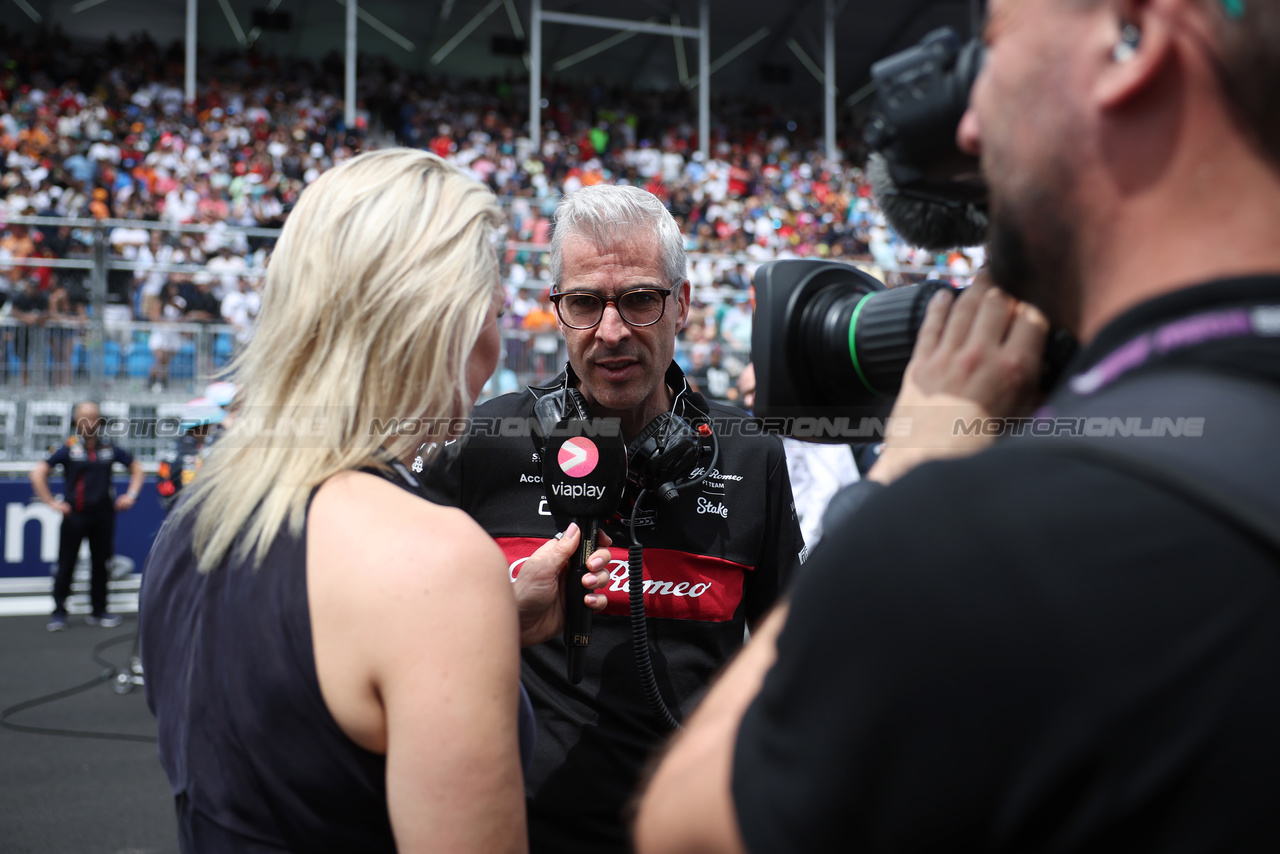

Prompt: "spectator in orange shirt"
[1,224,37,285]
[89,187,111,220]
[521,291,558,333]
[521,291,561,378]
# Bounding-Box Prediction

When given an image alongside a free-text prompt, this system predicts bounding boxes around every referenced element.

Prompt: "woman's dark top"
[141,463,536,852]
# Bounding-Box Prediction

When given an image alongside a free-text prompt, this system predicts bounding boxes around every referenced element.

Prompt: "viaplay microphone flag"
[542,419,627,684]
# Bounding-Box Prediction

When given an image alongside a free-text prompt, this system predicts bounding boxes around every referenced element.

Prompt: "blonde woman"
[140,149,611,854]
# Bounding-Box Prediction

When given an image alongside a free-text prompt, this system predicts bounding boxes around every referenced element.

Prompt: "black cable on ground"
[91,630,138,671]
[0,631,158,744]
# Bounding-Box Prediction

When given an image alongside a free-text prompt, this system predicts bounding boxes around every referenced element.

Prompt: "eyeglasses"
[549,287,675,330]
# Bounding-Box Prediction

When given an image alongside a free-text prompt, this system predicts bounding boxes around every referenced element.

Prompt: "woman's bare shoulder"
[309,470,505,588]
[306,470,518,759]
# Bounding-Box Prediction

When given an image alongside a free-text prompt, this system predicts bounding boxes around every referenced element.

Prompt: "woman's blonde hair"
[185,148,503,572]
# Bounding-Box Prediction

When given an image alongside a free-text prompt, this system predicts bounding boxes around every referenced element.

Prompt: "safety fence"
[0,318,236,392]
[0,325,575,462]
[2,213,947,461]
[0,332,756,462]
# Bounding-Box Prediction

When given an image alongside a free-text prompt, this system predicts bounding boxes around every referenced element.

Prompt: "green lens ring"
[847,292,884,398]
[1220,0,1244,18]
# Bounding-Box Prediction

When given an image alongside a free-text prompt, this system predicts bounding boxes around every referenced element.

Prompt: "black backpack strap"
[1009,369,1280,557]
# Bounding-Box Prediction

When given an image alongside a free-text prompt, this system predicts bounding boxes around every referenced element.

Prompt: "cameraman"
[636,1,1280,851]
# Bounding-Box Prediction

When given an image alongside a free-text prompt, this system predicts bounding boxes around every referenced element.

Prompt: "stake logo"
[558,437,599,478]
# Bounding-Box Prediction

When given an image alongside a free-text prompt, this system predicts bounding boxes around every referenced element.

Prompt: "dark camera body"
[747,27,1077,437]
[864,27,986,213]
[747,27,984,434]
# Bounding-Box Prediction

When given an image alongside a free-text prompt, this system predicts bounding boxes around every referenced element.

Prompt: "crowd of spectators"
[0,26,980,397]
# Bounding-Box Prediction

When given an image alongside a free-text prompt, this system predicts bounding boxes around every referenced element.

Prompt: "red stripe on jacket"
[496,536,748,623]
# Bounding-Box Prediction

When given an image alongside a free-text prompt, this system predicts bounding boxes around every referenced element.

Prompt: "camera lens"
[830,281,953,399]
[751,260,1077,435]
[751,260,957,430]
[800,275,953,402]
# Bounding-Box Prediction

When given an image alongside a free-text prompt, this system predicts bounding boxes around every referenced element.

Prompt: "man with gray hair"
[423,183,805,852]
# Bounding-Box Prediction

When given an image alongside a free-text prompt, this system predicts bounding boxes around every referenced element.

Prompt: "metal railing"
[0,328,752,463]
[0,323,564,462]
[1,213,952,462]
[0,318,236,394]
[1,214,273,402]
[0,397,186,463]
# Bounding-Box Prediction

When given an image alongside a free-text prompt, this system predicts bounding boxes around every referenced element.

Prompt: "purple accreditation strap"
[1067,305,1280,397]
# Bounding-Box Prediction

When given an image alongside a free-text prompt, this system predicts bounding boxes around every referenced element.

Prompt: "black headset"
[626,412,706,502]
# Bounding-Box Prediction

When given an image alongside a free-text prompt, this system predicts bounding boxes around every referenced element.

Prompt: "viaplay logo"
[558,437,599,478]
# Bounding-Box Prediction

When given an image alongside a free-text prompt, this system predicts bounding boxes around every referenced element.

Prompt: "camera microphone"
[867,152,989,252]
[538,394,627,685]
[862,27,989,252]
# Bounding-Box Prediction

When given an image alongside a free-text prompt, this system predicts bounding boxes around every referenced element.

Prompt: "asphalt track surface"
[1,612,177,853]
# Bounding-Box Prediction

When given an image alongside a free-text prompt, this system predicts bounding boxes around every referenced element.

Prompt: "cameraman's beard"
[985,193,1082,336]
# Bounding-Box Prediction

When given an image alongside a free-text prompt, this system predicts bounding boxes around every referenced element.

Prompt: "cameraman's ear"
[1095,4,1173,110]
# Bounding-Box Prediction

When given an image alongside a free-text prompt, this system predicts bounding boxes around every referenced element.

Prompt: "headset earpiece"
[561,388,590,420]
[1113,23,1141,62]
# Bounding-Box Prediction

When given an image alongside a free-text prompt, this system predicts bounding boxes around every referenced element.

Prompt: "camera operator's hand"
[514,523,613,647]
[869,274,1048,485]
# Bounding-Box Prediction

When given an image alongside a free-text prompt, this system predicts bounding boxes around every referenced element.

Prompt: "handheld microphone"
[540,404,627,684]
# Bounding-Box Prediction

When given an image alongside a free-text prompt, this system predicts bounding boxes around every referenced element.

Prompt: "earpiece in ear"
[1112,23,1141,62]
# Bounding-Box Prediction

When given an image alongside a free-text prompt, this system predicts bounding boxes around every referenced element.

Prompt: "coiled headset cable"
[626,422,719,731]
[0,632,158,744]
